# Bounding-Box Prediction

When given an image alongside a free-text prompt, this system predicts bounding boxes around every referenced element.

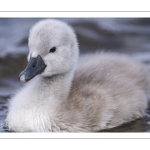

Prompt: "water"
[1,18,150,132]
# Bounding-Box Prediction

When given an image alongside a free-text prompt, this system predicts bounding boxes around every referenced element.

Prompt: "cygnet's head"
[19,19,79,82]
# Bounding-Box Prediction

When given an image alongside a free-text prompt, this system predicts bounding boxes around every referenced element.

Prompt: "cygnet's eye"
[49,47,56,53]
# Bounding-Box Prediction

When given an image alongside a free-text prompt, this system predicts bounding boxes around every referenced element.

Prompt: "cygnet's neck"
[35,70,74,101]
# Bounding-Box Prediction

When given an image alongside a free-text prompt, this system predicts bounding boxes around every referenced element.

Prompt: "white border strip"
[0,0,149,11]
[0,12,150,18]
[0,133,150,139]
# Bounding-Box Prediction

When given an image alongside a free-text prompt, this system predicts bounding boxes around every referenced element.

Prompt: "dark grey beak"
[18,55,46,83]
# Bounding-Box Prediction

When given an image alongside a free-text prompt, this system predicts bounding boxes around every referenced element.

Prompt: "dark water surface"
[1,18,150,132]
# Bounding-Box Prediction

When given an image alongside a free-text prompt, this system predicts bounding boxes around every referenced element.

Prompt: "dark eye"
[49,47,56,53]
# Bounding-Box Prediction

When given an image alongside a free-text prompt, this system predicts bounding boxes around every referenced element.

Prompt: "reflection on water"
[1,18,150,132]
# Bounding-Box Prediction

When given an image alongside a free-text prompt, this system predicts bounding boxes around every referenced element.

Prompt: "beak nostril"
[32,58,37,68]
[18,55,46,83]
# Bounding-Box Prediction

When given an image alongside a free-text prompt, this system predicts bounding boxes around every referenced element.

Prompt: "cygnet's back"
[60,52,150,131]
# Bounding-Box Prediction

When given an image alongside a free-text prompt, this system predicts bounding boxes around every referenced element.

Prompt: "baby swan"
[6,19,150,132]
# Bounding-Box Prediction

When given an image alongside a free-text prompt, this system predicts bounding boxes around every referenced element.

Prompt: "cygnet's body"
[6,19,150,132]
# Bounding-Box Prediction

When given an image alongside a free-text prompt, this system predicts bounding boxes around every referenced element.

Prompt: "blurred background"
[1,18,150,132]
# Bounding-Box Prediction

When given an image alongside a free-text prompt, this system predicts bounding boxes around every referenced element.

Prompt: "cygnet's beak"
[18,55,46,83]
